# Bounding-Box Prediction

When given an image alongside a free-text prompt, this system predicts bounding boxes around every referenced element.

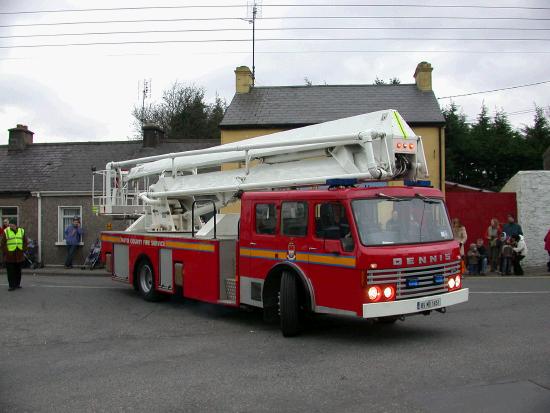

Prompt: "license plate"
[416,297,441,310]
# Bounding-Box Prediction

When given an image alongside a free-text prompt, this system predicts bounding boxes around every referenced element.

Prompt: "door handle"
[250,242,257,246]
[308,247,317,251]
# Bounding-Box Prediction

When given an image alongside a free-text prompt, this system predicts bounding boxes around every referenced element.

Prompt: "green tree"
[373,77,401,85]
[443,103,549,191]
[442,102,470,184]
[522,106,550,160]
[132,82,226,140]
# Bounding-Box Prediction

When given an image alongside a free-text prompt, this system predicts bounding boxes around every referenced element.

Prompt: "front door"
[306,202,358,313]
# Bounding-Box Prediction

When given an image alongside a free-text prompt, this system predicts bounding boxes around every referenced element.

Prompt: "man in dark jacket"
[502,214,523,239]
[0,218,28,290]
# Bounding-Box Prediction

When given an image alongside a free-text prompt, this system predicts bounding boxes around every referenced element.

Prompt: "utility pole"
[246,1,262,86]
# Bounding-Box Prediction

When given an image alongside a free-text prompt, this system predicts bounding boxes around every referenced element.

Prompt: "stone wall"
[501,171,550,267]
[40,195,129,265]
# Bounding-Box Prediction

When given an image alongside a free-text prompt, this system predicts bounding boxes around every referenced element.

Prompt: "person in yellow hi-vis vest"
[0,218,28,291]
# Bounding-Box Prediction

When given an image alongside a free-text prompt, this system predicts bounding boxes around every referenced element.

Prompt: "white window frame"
[0,206,19,225]
[56,206,83,245]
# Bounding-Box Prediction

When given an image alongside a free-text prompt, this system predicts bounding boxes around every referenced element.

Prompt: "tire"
[280,271,303,337]
[136,260,162,302]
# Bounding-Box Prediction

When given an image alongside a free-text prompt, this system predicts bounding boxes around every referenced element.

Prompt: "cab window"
[315,203,350,240]
[255,203,277,235]
[281,202,308,237]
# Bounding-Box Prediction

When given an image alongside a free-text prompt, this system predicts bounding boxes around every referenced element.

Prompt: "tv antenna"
[245,1,262,86]
[140,78,152,124]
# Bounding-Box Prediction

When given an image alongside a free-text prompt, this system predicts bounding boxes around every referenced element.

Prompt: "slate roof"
[220,84,445,128]
[0,139,219,193]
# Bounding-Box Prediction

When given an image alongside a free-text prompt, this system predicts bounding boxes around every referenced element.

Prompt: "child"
[500,237,514,276]
[467,243,479,275]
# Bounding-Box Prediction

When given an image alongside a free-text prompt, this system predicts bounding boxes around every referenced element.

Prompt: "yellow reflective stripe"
[240,247,280,259]
[101,235,120,243]
[240,247,356,268]
[164,241,215,253]
[307,254,356,268]
[393,111,408,139]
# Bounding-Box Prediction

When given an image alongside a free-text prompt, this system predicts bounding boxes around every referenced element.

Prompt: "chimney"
[142,123,164,148]
[414,61,433,92]
[8,124,34,151]
[235,66,253,94]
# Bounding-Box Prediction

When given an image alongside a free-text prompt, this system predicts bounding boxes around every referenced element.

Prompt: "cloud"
[0,74,108,142]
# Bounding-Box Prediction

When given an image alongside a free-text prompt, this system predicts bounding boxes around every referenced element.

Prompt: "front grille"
[367,261,461,300]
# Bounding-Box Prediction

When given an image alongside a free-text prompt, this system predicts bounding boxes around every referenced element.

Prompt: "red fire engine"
[95,110,468,336]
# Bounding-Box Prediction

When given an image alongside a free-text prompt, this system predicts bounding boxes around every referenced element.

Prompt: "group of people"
[1,216,83,290]
[452,214,528,276]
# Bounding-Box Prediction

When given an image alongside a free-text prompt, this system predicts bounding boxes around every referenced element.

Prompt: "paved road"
[1,274,549,413]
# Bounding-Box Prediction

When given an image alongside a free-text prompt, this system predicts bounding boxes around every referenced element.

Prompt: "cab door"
[274,200,310,270]
[306,202,358,313]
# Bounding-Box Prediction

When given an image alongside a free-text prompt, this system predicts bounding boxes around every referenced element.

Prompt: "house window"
[58,206,82,243]
[0,206,18,225]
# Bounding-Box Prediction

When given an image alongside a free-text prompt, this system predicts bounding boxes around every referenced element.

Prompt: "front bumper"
[362,288,469,318]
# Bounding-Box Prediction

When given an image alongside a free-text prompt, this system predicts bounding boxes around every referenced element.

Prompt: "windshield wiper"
[376,193,405,202]
[415,193,439,204]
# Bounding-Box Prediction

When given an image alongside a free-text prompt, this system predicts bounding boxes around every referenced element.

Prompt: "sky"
[0,0,549,143]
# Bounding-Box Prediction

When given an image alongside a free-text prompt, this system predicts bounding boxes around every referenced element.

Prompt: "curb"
[21,267,109,277]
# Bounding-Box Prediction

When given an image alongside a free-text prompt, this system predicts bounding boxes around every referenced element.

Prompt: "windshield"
[351,197,453,246]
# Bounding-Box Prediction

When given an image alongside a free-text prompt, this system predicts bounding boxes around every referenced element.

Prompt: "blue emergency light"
[406,278,419,288]
[326,178,358,187]
[404,179,432,187]
[433,275,444,284]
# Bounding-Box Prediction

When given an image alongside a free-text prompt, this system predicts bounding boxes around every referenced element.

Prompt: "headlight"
[383,286,395,300]
[368,286,382,301]
[448,277,456,289]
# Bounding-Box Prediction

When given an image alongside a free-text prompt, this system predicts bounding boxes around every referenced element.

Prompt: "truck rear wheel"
[137,260,162,302]
[280,271,303,337]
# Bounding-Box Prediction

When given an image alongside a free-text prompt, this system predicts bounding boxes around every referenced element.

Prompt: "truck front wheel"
[137,260,162,302]
[280,271,303,337]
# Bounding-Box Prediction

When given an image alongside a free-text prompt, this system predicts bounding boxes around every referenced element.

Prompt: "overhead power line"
[2,3,550,15]
[2,15,550,29]
[3,49,550,61]
[438,80,550,99]
[3,37,550,50]
[3,26,550,40]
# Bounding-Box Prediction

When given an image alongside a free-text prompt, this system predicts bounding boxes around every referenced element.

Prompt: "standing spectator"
[502,214,523,239]
[545,228,550,272]
[486,218,500,272]
[466,243,479,275]
[0,218,28,290]
[500,235,513,276]
[64,216,83,268]
[511,234,527,276]
[452,218,468,259]
[0,218,8,268]
[476,238,488,275]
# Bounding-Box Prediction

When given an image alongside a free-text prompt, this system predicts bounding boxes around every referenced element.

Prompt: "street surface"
[1,274,549,412]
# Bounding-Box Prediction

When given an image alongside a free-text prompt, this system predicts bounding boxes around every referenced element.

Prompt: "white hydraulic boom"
[93,109,429,233]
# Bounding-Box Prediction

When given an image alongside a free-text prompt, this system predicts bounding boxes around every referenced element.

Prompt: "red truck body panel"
[101,186,465,317]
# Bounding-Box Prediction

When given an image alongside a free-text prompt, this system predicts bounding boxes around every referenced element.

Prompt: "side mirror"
[341,237,355,252]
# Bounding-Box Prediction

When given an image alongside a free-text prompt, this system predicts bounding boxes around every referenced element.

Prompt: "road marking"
[0,283,125,290]
[471,291,550,294]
